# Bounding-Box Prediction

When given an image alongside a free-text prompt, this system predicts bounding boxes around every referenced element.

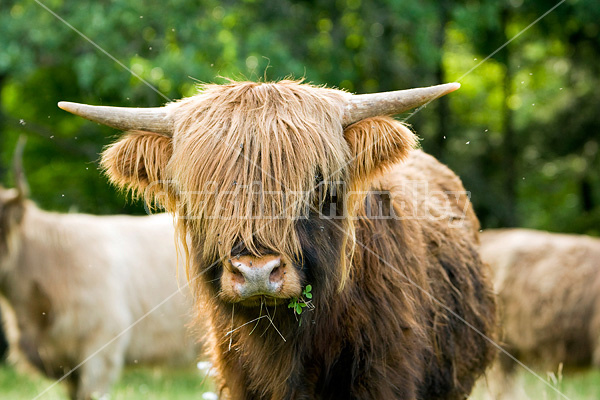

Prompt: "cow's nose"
[227,255,285,298]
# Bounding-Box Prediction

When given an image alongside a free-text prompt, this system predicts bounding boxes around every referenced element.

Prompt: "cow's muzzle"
[220,254,301,305]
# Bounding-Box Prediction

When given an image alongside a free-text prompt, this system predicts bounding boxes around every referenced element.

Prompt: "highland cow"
[0,140,199,400]
[60,80,497,399]
[480,228,600,372]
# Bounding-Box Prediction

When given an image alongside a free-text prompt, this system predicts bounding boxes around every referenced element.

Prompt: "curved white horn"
[58,102,173,135]
[342,82,460,126]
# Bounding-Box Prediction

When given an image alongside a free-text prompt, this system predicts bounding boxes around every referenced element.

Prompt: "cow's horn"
[342,82,460,126]
[58,102,173,135]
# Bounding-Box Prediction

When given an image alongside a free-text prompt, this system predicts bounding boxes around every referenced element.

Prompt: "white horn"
[58,102,173,135]
[342,83,460,126]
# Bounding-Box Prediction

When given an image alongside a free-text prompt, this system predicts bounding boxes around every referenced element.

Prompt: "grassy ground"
[0,363,215,400]
[471,368,600,400]
[2,362,599,399]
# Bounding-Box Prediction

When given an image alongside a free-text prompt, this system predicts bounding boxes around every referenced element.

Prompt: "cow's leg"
[73,336,128,400]
[591,311,600,368]
[481,352,522,400]
[65,372,80,400]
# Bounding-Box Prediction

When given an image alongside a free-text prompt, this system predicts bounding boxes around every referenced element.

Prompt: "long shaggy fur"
[344,116,418,184]
[167,81,352,278]
[100,80,497,399]
[101,130,173,203]
[481,228,600,368]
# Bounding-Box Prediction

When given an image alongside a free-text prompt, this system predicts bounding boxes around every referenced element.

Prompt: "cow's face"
[61,80,455,306]
[100,82,416,306]
[0,186,25,269]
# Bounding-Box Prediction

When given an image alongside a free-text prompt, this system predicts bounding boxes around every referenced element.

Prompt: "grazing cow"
[0,140,198,400]
[60,80,497,399]
[480,228,600,371]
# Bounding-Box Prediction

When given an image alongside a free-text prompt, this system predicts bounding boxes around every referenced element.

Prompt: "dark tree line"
[1,0,599,235]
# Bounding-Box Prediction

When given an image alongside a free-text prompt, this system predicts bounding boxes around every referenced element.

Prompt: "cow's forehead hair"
[166,80,353,262]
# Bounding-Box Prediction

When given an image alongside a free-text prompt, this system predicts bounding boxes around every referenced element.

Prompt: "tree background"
[1,0,599,235]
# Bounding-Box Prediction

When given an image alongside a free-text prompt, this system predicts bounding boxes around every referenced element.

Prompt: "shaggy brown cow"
[60,80,497,399]
[0,140,199,400]
[480,228,600,371]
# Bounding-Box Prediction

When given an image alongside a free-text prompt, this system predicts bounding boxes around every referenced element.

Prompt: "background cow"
[480,228,600,388]
[0,139,199,400]
[61,80,497,399]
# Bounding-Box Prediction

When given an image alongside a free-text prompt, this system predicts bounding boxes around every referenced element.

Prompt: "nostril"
[228,261,246,284]
[269,264,284,284]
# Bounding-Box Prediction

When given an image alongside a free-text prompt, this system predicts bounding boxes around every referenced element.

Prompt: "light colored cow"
[479,228,600,398]
[0,140,199,399]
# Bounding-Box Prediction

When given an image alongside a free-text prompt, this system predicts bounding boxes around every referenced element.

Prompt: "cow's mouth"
[238,294,284,307]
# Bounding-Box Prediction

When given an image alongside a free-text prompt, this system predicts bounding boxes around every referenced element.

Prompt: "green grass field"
[0,363,215,400]
[471,368,600,400]
[1,362,599,399]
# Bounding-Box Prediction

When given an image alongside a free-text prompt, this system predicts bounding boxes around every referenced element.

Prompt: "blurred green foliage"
[0,0,599,234]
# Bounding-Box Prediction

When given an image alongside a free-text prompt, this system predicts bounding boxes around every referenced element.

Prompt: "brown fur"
[100,80,497,399]
[344,117,418,184]
[101,130,173,203]
[481,228,600,369]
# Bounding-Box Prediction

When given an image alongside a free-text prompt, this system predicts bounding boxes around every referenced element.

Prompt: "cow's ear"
[100,131,173,203]
[0,188,25,250]
[343,116,418,183]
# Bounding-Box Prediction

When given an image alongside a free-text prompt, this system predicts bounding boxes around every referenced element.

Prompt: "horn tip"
[58,101,75,112]
[447,82,461,92]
